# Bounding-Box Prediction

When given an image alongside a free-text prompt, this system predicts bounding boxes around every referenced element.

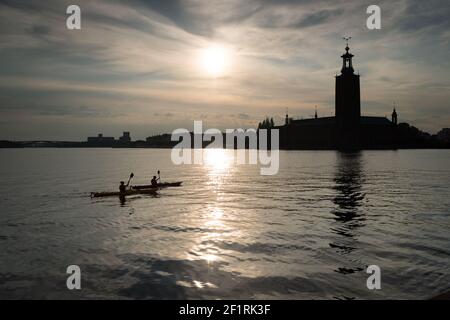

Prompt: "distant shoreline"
[2,125,450,150]
[1,144,449,151]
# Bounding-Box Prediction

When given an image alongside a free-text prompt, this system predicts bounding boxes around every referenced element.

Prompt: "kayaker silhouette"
[150,170,161,187]
[120,173,134,193]
[119,181,127,193]
[151,175,160,187]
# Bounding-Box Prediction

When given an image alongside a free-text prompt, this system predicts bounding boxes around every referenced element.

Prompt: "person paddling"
[120,173,134,193]
[151,175,160,187]
[119,181,128,193]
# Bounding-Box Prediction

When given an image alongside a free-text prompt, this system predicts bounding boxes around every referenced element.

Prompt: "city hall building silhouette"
[277,43,397,150]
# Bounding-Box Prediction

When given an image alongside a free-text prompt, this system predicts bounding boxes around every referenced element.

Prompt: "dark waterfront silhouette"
[274,44,414,150]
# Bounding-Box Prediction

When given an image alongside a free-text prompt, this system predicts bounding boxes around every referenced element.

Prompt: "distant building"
[116,131,132,147]
[119,131,131,143]
[273,42,397,150]
[87,133,116,147]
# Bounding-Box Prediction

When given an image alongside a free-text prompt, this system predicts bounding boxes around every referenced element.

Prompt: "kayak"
[91,187,158,198]
[132,181,183,190]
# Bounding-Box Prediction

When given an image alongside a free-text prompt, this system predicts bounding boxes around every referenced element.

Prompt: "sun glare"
[199,45,231,77]
[204,148,233,172]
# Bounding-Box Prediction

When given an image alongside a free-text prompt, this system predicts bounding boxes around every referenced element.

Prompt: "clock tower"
[335,38,361,147]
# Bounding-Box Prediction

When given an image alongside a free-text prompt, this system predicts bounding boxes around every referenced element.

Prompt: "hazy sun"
[199,45,231,77]
[204,148,233,172]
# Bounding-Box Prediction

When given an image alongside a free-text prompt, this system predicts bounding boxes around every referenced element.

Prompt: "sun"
[204,148,233,172]
[199,45,231,77]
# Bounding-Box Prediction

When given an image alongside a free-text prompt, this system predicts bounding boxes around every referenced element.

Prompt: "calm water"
[0,148,449,299]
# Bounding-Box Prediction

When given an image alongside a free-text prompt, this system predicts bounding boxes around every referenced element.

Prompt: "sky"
[0,0,449,140]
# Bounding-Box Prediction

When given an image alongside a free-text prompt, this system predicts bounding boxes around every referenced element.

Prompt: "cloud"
[154,112,175,117]
[396,0,450,32]
[28,25,51,36]
[237,113,251,120]
[251,8,344,29]
[34,105,123,117]
[127,0,212,36]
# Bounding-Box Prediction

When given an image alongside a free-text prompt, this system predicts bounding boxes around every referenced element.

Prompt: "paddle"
[157,170,161,182]
[127,172,134,186]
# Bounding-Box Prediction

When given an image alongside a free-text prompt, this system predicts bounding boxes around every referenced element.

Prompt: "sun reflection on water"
[205,207,224,227]
[188,204,236,266]
[187,150,240,272]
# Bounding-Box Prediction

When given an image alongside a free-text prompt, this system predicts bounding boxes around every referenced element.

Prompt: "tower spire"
[343,36,352,48]
[335,37,361,137]
[341,36,354,74]
[392,102,398,125]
